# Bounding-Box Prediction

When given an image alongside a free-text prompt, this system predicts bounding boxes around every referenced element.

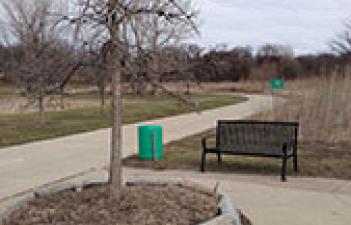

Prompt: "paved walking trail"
[1,94,350,225]
[0,94,272,201]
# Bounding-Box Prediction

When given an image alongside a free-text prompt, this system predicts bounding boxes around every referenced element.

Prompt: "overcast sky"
[1,0,350,55]
[192,0,351,55]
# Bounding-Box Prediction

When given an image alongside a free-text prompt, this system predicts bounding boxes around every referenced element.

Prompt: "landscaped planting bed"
[0,185,219,225]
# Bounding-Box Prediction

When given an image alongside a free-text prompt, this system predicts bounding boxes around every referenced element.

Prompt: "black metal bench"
[201,120,299,181]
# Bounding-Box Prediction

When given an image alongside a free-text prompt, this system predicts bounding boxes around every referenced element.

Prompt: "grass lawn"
[0,95,247,148]
[124,129,351,180]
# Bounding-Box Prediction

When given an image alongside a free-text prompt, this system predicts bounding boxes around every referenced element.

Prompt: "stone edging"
[199,193,241,225]
[0,180,243,225]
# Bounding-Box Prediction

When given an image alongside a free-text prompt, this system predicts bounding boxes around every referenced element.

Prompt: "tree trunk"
[185,82,191,95]
[98,80,106,116]
[150,16,159,96]
[38,94,45,124]
[130,76,137,95]
[151,83,159,96]
[108,1,123,198]
[109,66,123,199]
[60,86,65,110]
[136,77,145,96]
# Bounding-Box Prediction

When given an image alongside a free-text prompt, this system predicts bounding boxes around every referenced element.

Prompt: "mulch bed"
[1,185,218,225]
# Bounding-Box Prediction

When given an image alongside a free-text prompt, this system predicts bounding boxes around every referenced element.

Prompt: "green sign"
[270,79,285,91]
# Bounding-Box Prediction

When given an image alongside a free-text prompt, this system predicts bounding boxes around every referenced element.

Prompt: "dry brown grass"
[125,76,351,180]
[161,81,268,94]
[257,74,351,144]
[0,96,102,114]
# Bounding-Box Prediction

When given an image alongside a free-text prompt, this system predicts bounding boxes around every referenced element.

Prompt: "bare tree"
[154,44,199,94]
[60,0,197,199]
[330,19,351,74]
[330,19,351,56]
[1,0,79,123]
[126,0,198,95]
[79,41,111,116]
[0,44,6,78]
[255,44,295,81]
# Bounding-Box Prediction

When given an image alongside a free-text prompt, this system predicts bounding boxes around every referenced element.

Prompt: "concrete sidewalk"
[4,168,349,225]
[124,169,351,225]
[0,94,273,201]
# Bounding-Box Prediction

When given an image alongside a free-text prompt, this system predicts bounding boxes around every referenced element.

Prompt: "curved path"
[1,94,350,225]
[0,94,273,202]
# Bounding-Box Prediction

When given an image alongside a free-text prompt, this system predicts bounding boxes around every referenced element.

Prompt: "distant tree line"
[184,44,351,82]
[2,42,351,85]
[2,5,351,94]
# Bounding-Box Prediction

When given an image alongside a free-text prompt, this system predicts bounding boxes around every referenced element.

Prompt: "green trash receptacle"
[138,125,163,160]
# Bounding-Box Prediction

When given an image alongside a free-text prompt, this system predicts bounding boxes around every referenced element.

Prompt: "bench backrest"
[217,120,299,154]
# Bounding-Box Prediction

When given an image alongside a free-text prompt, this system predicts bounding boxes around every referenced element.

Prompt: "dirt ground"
[1,185,218,225]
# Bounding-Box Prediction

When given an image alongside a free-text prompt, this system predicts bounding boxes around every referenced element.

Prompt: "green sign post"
[269,78,285,119]
[269,79,285,91]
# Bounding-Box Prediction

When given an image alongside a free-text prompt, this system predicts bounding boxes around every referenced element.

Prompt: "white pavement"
[125,169,351,225]
[0,94,273,202]
[4,168,349,225]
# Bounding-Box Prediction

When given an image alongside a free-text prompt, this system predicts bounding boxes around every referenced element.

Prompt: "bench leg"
[201,150,207,172]
[293,150,298,173]
[217,153,222,164]
[281,144,288,182]
[281,156,287,182]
